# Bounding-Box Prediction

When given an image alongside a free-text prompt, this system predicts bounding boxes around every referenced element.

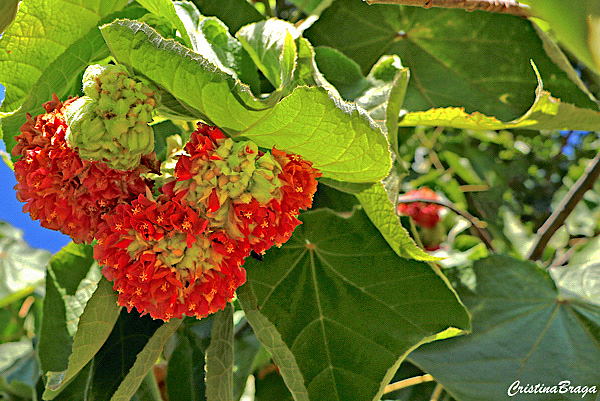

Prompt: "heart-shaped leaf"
[409,254,600,401]
[239,208,470,401]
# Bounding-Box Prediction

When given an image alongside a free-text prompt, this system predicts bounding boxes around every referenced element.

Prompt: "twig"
[383,374,434,394]
[364,0,531,18]
[430,382,445,401]
[549,238,586,269]
[397,197,495,250]
[527,151,600,261]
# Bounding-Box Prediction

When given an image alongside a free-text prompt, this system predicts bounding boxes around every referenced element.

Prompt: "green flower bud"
[65,64,161,170]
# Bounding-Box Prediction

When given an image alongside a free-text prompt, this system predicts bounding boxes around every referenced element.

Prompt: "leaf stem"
[383,373,434,394]
[527,150,600,260]
[364,0,531,17]
[396,197,495,250]
[430,382,444,401]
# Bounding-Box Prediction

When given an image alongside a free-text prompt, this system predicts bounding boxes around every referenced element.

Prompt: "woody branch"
[363,0,531,18]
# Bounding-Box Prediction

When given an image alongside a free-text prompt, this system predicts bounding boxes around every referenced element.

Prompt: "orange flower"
[12,94,151,243]
[94,122,321,321]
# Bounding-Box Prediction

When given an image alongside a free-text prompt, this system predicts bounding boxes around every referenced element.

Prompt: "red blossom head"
[94,192,247,321]
[12,94,152,243]
[92,121,321,321]
[397,187,443,229]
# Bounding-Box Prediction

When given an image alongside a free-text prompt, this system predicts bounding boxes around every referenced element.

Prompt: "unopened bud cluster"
[65,64,160,170]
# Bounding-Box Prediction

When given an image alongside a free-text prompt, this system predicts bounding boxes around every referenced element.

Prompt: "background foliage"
[1,0,600,400]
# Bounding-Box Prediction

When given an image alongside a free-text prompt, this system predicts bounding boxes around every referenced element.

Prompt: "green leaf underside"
[111,317,182,401]
[39,243,98,378]
[0,0,129,114]
[166,321,211,401]
[237,19,298,89]
[241,208,469,401]
[43,277,121,400]
[304,0,597,122]
[99,19,391,182]
[205,304,234,401]
[237,283,310,401]
[1,5,148,158]
[135,0,192,47]
[356,182,437,261]
[409,254,600,401]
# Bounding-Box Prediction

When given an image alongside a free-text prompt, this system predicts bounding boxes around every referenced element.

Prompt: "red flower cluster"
[93,122,321,320]
[397,187,443,229]
[12,95,150,243]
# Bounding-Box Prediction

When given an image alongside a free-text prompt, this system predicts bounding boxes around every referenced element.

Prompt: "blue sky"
[0,85,72,253]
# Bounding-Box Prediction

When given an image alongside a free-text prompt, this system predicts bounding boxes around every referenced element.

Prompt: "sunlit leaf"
[0,0,129,113]
[355,182,437,261]
[397,79,600,131]
[100,19,391,182]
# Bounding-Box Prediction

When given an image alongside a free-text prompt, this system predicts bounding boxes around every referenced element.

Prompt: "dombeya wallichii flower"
[65,64,160,171]
[397,187,443,229]
[12,94,152,243]
[94,122,321,321]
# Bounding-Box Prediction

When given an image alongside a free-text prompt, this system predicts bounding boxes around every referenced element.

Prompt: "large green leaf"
[0,5,148,157]
[0,0,129,113]
[38,243,98,377]
[409,254,600,401]
[304,0,597,121]
[239,208,470,401]
[205,304,234,401]
[43,277,121,400]
[100,19,391,182]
